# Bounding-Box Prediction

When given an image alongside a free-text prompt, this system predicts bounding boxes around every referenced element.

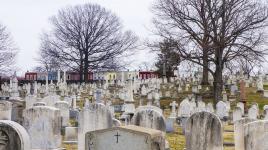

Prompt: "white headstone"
[233,107,242,122]
[237,102,245,115]
[248,106,258,119]
[178,98,191,117]
[54,101,70,127]
[23,106,61,149]
[234,118,256,150]
[78,103,113,150]
[244,120,268,150]
[216,101,229,120]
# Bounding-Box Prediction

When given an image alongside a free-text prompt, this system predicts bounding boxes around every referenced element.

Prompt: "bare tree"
[0,23,17,73]
[39,3,138,82]
[152,0,268,103]
[152,0,213,85]
[38,40,63,72]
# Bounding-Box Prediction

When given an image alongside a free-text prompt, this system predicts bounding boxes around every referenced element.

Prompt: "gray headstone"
[244,120,268,150]
[234,118,256,150]
[185,111,223,150]
[132,108,166,132]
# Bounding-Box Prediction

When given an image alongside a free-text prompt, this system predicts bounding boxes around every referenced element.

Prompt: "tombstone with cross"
[85,125,165,150]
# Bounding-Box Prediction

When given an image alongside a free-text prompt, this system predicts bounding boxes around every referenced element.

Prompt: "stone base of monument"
[166,118,175,133]
[63,141,78,144]
[64,127,78,145]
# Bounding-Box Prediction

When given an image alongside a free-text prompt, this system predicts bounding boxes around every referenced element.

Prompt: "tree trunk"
[84,52,89,83]
[213,63,223,105]
[202,48,209,85]
[79,59,83,83]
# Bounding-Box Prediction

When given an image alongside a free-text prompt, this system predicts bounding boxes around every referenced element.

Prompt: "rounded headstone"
[185,111,223,150]
[0,120,31,150]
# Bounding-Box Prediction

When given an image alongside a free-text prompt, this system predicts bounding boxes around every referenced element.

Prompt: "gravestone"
[141,85,147,96]
[248,106,258,119]
[206,103,214,113]
[177,98,191,133]
[169,101,178,119]
[233,107,242,122]
[234,118,256,150]
[165,91,171,97]
[54,101,70,127]
[78,103,113,150]
[244,120,268,150]
[189,98,197,115]
[264,105,268,120]
[41,95,61,107]
[165,118,174,133]
[257,77,264,92]
[64,127,78,144]
[0,120,31,150]
[177,98,191,117]
[23,106,61,149]
[112,118,122,127]
[237,102,245,115]
[25,95,38,109]
[216,101,228,120]
[185,111,223,150]
[230,84,237,96]
[121,103,135,114]
[196,100,206,112]
[0,101,12,120]
[222,90,228,101]
[70,109,79,122]
[132,108,166,132]
[85,125,165,150]
[10,100,25,125]
[136,105,163,114]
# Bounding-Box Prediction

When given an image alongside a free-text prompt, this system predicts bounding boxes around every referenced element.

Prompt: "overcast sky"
[0,0,156,75]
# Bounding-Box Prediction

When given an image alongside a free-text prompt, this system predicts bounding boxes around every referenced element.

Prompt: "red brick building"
[139,71,158,80]
[25,72,37,81]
